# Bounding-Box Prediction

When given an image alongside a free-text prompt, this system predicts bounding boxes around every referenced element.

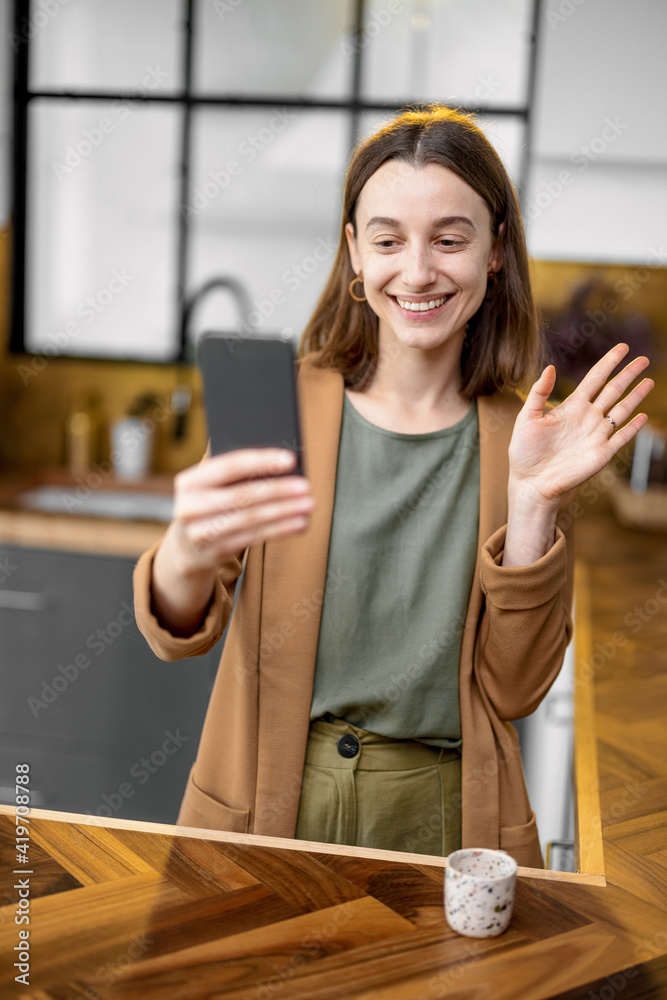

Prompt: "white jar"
[110,417,155,481]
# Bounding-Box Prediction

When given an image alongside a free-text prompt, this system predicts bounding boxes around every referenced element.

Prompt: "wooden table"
[0,506,666,999]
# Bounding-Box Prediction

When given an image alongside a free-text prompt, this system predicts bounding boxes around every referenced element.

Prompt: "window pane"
[186,108,349,345]
[194,0,355,99]
[476,115,526,187]
[26,101,180,359]
[30,0,181,94]
[361,0,533,109]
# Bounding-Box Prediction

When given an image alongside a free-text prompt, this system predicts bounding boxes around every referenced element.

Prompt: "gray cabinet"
[0,544,223,823]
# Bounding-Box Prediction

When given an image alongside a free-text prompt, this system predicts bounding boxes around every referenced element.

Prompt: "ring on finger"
[605,413,617,430]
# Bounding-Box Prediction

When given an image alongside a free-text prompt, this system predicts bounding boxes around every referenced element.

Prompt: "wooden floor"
[0,504,666,999]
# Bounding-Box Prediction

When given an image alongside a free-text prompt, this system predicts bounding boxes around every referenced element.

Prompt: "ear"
[345,221,362,275]
[488,220,504,275]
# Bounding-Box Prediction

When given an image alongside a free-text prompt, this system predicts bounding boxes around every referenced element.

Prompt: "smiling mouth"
[392,294,453,312]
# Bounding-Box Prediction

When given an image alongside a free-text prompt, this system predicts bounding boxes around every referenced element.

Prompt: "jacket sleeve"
[474,496,576,721]
[132,539,245,662]
[132,441,245,662]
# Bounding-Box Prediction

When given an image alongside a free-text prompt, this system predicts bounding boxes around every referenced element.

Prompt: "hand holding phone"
[152,446,314,637]
[172,446,314,570]
[170,332,313,572]
[151,334,314,636]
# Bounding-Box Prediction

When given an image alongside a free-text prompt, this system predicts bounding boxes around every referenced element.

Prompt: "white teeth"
[396,295,448,311]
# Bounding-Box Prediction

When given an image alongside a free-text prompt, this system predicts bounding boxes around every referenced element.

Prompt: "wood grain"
[0,506,665,998]
[573,560,606,879]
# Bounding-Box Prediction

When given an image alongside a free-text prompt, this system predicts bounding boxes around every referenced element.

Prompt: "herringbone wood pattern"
[0,508,665,999]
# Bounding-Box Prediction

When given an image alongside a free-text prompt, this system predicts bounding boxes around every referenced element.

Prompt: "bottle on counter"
[66,399,93,479]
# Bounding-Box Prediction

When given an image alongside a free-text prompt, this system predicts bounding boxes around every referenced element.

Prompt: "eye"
[374,239,399,248]
[437,239,463,248]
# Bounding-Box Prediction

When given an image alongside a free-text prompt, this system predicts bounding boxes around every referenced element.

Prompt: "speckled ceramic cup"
[444,848,517,938]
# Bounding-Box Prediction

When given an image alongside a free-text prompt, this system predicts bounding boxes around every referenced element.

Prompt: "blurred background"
[0,0,665,868]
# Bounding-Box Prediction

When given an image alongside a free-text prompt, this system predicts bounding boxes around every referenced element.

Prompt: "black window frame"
[9,0,543,363]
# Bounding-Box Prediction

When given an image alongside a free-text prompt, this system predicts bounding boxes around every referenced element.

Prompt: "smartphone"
[197,333,305,476]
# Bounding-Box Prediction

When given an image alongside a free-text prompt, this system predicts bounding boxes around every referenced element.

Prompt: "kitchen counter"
[0,507,666,999]
[0,469,169,556]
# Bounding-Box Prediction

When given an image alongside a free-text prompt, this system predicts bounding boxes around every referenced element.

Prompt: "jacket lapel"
[458,390,518,847]
[254,355,344,836]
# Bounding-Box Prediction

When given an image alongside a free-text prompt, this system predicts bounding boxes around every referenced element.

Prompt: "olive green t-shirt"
[310,393,480,748]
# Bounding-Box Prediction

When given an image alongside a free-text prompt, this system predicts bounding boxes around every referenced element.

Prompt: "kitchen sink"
[15,484,174,522]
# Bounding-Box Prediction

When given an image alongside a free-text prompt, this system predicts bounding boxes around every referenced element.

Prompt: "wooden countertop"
[0,507,666,998]
[0,469,168,556]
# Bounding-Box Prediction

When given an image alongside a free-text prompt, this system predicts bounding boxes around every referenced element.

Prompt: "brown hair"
[297,105,543,397]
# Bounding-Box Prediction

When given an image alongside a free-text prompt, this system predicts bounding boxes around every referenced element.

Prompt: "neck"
[364,323,467,413]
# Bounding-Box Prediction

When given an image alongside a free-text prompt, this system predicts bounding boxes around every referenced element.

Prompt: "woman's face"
[345,160,502,356]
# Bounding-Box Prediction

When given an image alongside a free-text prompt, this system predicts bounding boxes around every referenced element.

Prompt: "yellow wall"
[0,225,208,475]
[530,258,667,427]
[1,224,666,476]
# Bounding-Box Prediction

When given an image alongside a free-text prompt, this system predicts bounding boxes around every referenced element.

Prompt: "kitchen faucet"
[172,276,254,440]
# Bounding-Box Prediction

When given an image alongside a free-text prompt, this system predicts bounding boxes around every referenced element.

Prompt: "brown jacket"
[133,350,575,868]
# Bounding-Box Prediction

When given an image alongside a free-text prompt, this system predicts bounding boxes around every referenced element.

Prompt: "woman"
[133,106,653,867]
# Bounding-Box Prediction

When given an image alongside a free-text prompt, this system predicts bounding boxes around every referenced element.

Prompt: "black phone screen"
[197,333,304,477]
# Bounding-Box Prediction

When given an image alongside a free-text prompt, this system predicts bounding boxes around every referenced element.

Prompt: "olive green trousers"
[294,716,462,857]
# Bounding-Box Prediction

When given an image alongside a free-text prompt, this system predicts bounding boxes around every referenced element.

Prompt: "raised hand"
[508,343,654,506]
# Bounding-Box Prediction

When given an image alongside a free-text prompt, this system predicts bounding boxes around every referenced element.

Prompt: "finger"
[219,512,311,551]
[187,514,302,559]
[188,494,314,546]
[177,448,297,490]
[604,377,654,428]
[591,356,650,414]
[191,508,311,555]
[574,343,629,401]
[174,476,311,522]
[606,412,650,458]
[521,365,557,419]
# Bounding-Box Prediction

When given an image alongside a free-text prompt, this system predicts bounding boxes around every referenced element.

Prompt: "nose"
[401,242,437,289]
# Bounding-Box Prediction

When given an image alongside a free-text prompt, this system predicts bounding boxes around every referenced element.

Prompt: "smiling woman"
[133,105,654,868]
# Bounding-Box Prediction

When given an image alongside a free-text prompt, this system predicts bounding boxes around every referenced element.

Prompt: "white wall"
[526,0,667,263]
[0,0,11,225]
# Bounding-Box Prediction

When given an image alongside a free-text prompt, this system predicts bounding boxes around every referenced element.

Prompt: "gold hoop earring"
[349,272,367,302]
[484,271,497,302]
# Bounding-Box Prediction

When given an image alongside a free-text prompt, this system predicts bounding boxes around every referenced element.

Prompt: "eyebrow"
[365,215,477,232]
